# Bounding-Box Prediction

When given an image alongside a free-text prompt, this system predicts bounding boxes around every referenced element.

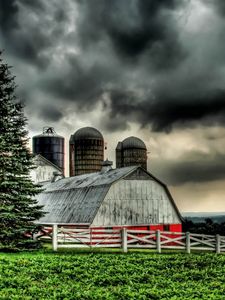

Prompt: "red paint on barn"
[169,224,182,232]
[92,224,182,232]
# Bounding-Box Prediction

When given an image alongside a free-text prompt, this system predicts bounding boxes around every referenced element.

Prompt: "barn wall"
[92,179,181,226]
[30,165,58,183]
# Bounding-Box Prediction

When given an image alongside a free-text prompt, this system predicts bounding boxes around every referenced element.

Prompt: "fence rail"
[36,224,225,254]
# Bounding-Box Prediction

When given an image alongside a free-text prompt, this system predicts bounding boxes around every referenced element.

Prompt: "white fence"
[37,224,225,254]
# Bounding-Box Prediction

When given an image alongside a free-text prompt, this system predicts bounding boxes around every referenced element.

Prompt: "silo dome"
[116,136,147,170]
[73,127,103,140]
[69,127,104,176]
[122,136,147,150]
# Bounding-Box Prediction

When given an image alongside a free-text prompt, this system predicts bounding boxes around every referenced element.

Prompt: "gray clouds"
[151,150,225,185]
[76,0,186,67]
[1,0,225,132]
[0,0,69,68]
[1,0,225,190]
[102,88,225,132]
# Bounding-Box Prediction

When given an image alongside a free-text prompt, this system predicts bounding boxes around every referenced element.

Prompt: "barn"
[36,161,182,232]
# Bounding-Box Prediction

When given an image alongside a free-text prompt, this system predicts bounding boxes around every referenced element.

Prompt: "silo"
[69,127,104,176]
[33,127,65,174]
[116,136,147,170]
[69,135,75,177]
[116,142,122,168]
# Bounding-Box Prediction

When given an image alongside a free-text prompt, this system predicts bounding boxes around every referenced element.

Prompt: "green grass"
[1,250,225,299]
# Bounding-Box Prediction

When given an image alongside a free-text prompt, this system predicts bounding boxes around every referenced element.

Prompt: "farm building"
[33,127,65,175]
[69,127,104,176]
[36,161,182,232]
[116,136,147,170]
[30,154,63,184]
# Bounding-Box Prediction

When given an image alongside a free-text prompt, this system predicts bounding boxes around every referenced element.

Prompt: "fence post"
[186,232,190,254]
[90,228,92,248]
[156,230,161,253]
[52,224,58,251]
[121,228,127,253]
[216,234,221,254]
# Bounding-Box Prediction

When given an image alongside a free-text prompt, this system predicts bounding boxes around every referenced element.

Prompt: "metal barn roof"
[36,166,137,224]
[42,166,137,192]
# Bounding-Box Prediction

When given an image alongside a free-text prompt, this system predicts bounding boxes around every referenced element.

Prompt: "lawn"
[0,250,225,299]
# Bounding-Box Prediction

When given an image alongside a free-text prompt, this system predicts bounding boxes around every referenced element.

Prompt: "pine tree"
[0,51,45,251]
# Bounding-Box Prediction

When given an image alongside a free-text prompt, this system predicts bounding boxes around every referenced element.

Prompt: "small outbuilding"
[36,163,182,232]
[31,154,63,184]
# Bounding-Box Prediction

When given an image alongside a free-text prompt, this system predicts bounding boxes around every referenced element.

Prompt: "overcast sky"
[1,0,225,213]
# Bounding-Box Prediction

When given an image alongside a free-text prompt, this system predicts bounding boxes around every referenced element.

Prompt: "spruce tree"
[0,52,45,251]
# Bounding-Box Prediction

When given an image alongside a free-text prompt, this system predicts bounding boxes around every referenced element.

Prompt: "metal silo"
[116,136,147,170]
[69,127,104,176]
[33,127,65,174]
[69,134,75,177]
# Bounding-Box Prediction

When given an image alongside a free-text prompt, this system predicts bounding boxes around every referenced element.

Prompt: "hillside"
[182,212,225,224]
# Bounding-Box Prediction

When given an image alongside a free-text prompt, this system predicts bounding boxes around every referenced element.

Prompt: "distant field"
[1,250,225,299]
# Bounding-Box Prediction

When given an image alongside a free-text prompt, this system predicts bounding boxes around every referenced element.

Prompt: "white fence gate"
[37,224,225,254]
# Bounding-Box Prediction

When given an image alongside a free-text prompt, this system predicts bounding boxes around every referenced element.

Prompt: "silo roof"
[33,133,64,138]
[73,127,103,140]
[33,127,64,139]
[122,136,147,150]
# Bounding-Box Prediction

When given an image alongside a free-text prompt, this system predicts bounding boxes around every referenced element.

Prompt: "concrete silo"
[32,127,65,174]
[116,136,147,170]
[69,127,104,176]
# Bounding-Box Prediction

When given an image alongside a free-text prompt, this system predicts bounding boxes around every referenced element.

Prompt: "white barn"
[36,164,182,232]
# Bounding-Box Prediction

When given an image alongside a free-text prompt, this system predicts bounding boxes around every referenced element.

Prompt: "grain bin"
[69,127,104,176]
[116,136,147,170]
[32,127,64,174]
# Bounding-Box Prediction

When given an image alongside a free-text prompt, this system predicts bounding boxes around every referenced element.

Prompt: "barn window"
[164,224,170,231]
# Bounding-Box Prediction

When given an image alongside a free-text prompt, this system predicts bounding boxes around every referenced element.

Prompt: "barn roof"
[36,166,182,225]
[41,166,137,191]
[36,166,137,224]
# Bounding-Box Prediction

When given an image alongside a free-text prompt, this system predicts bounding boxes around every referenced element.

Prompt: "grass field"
[1,250,225,300]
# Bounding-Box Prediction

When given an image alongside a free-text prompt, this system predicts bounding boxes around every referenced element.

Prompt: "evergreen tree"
[0,51,45,251]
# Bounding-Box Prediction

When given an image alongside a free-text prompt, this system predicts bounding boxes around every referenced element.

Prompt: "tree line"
[183,218,225,235]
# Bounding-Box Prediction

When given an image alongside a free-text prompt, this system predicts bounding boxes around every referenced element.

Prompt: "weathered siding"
[30,164,58,184]
[92,179,180,226]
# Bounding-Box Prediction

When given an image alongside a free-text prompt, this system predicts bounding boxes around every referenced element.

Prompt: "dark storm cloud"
[38,104,64,122]
[0,0,68,68]
[151,151,225,186]
[1,0,225,131]
[37,0,188,124]
[76,0,186,68]
[0,0,18,31]
[43,56,116,110]
[103,88,225,132]
[205,0,225,16]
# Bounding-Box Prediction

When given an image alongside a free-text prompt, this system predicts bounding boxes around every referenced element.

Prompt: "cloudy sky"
[1,0,225,213]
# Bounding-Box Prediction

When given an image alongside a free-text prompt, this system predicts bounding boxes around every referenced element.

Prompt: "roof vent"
[101,159,113,173]
[51,171,64,182]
